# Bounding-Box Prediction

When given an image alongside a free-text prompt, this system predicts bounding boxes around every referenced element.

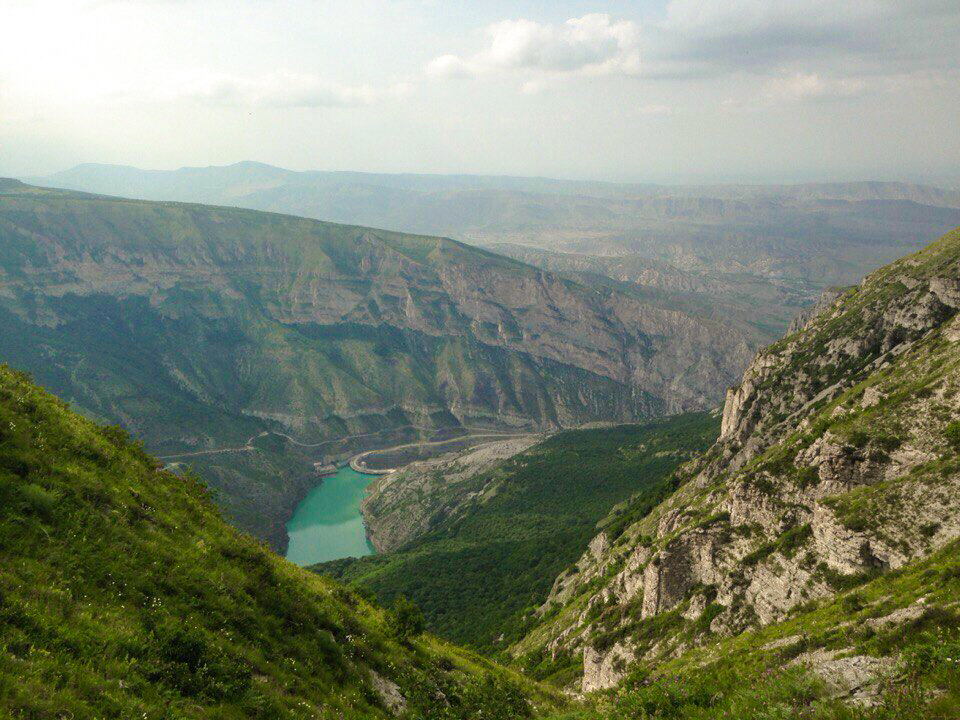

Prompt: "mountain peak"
[0,178,26,191]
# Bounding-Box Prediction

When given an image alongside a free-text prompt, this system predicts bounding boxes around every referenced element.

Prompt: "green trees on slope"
[317,414,719,652]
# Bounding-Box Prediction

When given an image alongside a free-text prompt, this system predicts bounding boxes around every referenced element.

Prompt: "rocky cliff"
[360,436,541,552]
[512,226,960,696]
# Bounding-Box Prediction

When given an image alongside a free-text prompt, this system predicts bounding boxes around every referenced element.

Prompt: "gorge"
[3,177,960,720]
[0,178,755,552]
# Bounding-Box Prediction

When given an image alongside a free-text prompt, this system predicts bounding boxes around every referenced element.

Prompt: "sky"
[1,0,959,184]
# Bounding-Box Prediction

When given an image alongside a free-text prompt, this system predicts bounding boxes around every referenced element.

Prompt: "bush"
[146,623,250,700]
[945,422,960,452]
[389,596,425,643]
[840,592,865,613]
[16,483,59,520]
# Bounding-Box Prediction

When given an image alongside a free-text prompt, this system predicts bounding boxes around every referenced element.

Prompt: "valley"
[318,413,721,651]
[5,3,960,717]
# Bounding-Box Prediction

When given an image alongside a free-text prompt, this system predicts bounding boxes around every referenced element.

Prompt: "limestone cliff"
[512,227,960,694]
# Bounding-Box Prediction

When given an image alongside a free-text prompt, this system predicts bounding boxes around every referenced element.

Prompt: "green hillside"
[317,414,719,655]
[0,363,560,718]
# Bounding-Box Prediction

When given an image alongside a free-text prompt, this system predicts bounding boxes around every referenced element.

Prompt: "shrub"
[848,429,871,448]
[146,623,250,700]
[389,596,425,643]
[16,483,59,520]
[840,592,865,613]
[779,524,813,558]
[945,422,960,452]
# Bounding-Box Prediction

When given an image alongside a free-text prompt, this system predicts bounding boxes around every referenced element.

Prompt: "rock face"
[361,436,540,552]
[793,650,895,706]
[368,670,407,716]
[511,226,960,694]
[0,181,754,546]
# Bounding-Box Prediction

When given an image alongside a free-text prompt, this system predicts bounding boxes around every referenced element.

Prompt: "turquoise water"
[285,466,375,566]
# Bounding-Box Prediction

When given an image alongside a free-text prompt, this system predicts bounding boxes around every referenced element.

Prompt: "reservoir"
[285,466,375,566]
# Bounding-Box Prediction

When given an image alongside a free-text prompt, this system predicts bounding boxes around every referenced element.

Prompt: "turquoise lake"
[285,466,375,566]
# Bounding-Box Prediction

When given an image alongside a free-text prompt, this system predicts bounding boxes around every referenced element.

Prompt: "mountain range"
[34,162,960,345]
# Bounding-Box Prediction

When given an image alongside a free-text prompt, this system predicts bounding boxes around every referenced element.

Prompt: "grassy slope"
[317,414,719,654]
[0,363,562,719]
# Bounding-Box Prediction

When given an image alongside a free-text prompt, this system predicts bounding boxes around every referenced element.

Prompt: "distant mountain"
[0,181,753,549]
[35,162,960,208]
[34,162,960,340]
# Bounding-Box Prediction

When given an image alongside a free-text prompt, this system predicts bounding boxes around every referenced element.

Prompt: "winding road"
[349,432,532,475]
[157,426,534,471]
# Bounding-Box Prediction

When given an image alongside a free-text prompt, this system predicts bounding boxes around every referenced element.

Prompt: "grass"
[0,363,563,718]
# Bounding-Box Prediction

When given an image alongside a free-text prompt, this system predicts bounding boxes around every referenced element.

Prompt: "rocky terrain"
[361,435,541,552]
[485,243,814,345]
[0,179,752,547]
[511,226,960,699]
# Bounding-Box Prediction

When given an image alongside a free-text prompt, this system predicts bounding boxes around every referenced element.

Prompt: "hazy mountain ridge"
[36,162,960,208]
[35,162,960,342]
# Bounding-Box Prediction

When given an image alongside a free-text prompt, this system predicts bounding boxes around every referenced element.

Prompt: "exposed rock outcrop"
[361,436,539,552]
[512,227,960,695]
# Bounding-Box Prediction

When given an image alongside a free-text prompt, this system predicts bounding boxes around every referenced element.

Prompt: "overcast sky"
[1,0,959,183]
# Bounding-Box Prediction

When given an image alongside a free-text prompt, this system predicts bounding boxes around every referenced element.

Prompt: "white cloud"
[424,55,473,79]
[637,103,673,117]
[425,14,641,82]
[764,72,867,102]
[132,71,410,108]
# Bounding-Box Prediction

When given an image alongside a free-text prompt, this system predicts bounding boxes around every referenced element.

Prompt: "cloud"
[138,72,410,108]
[426,3,959,106]
[764,72,867,102]
[636,103,673,117]
[651,0,960,78]
[424,55,473,79]
[425,13,641,81]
